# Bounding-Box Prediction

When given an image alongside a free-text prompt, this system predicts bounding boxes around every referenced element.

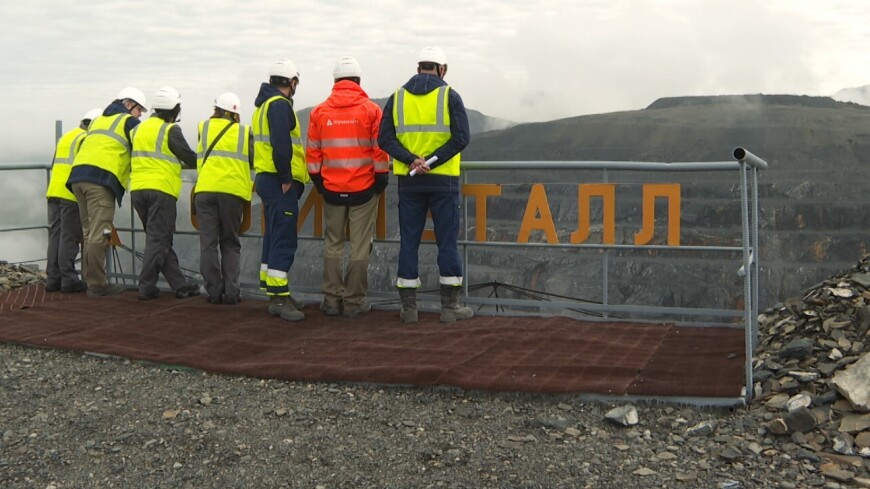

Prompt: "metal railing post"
[130,204,136,278]
[462,171,469,300]
[52,120,61,240]
[751,167,760,347]
[739,162,754,403]
[601,168,609,319]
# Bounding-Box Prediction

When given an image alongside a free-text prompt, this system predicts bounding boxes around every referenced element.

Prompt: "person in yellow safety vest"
[252,58,309,321]
[129,86,200,301]
[194,92,253,306]
[378,46,474,324]
[44,108,101,293]
[68,87,147,298]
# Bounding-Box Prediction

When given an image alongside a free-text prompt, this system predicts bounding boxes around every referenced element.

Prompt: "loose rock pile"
[755,254,870,484]
[0,262,44,291]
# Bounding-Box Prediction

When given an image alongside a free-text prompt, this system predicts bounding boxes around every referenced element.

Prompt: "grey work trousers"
[46,197,84,289]
[71,182,116,289]
[131,190,186,295]
[194,192,244,301]
[321,196,378,309]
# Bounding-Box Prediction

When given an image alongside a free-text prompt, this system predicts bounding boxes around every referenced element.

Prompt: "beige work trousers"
[321,196,378,309]
[71,182,116,289]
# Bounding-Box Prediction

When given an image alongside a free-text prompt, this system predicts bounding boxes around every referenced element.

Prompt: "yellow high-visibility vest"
[391,86,460,176]
[130,117,183,198]
[194,118,253,201]
[46,127,86,201]
[252,95,309,184]
[72,113,133,189]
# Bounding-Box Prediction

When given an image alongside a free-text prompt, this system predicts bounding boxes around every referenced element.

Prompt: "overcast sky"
[1,0,870,164]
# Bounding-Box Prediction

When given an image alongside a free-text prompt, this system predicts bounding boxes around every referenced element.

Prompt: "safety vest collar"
[395,86,450,134]
[131,120,180,165]
[88,114,131,150]
[255,96,286,134]
[53,131,86,165]
[199,119,247,163]
[253,96,302,145]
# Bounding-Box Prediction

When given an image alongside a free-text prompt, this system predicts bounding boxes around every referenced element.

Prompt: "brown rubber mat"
[0,284,745,398]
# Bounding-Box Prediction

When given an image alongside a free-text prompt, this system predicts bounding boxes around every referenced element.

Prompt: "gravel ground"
[0,343,855,489]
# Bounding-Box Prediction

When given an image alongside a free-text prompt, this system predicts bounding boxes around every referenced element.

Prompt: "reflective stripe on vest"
[251,95,309,184]
[392,86,461,176]
[46,128,86,201]
[129,117,183,198]
[315,137,375,170]
[320,138,373,148]
[194,118,253,201]
[72,113,133,190]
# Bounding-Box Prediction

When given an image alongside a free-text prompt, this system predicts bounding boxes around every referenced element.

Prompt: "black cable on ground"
[110,245,606,316]
[7,257,48,265]
[115,243,201,281]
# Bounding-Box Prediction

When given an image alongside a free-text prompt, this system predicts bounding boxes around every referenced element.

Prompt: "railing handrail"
[462,160,747,171]
[1,152,770,174]
[733,147,769,169]
[0,162,51,171]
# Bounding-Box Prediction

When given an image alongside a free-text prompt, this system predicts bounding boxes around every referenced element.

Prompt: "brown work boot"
[86,283,125,298]
[398,288,418,324]
[342,300,371,318]
[439,285,474,323]
[268,296,305,322]
[319,298,342,316]
[289,294,305,310]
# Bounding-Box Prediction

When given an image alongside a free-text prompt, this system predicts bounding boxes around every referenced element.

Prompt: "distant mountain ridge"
[647,94,858,110]
[464,93,870,164]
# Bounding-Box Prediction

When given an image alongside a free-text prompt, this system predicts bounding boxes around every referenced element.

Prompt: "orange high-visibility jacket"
[306,80,389,198]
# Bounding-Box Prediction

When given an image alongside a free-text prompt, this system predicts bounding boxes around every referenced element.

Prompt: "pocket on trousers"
[91,199,116,238]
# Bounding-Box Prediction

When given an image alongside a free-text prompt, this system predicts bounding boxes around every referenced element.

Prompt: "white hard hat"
[333,56,362,79]
[215,92,242,114]
[116,86,147,109]
[82,108,102,122]
[418,46,447,66]
[152,86,181,110]
[269,58,300,80]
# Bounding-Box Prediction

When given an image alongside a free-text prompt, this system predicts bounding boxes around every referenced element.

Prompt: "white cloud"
[1,0,870,162]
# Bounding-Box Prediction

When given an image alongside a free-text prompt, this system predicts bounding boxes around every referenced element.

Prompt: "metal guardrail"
[0,138,764,404]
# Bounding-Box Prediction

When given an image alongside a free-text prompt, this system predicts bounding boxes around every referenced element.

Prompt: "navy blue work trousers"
[397,190,463,285]
[255,173,300,296]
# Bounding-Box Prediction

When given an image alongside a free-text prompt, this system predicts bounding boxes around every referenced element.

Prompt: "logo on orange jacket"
[325,118,359,126]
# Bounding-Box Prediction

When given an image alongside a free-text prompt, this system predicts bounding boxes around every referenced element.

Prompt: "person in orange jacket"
[306,56,389,317]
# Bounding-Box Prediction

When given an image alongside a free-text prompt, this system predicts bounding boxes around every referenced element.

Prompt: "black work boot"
[175,284,201,299]
[439,285,474,323]
[398,288,418,324]
[268,296,305,322]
